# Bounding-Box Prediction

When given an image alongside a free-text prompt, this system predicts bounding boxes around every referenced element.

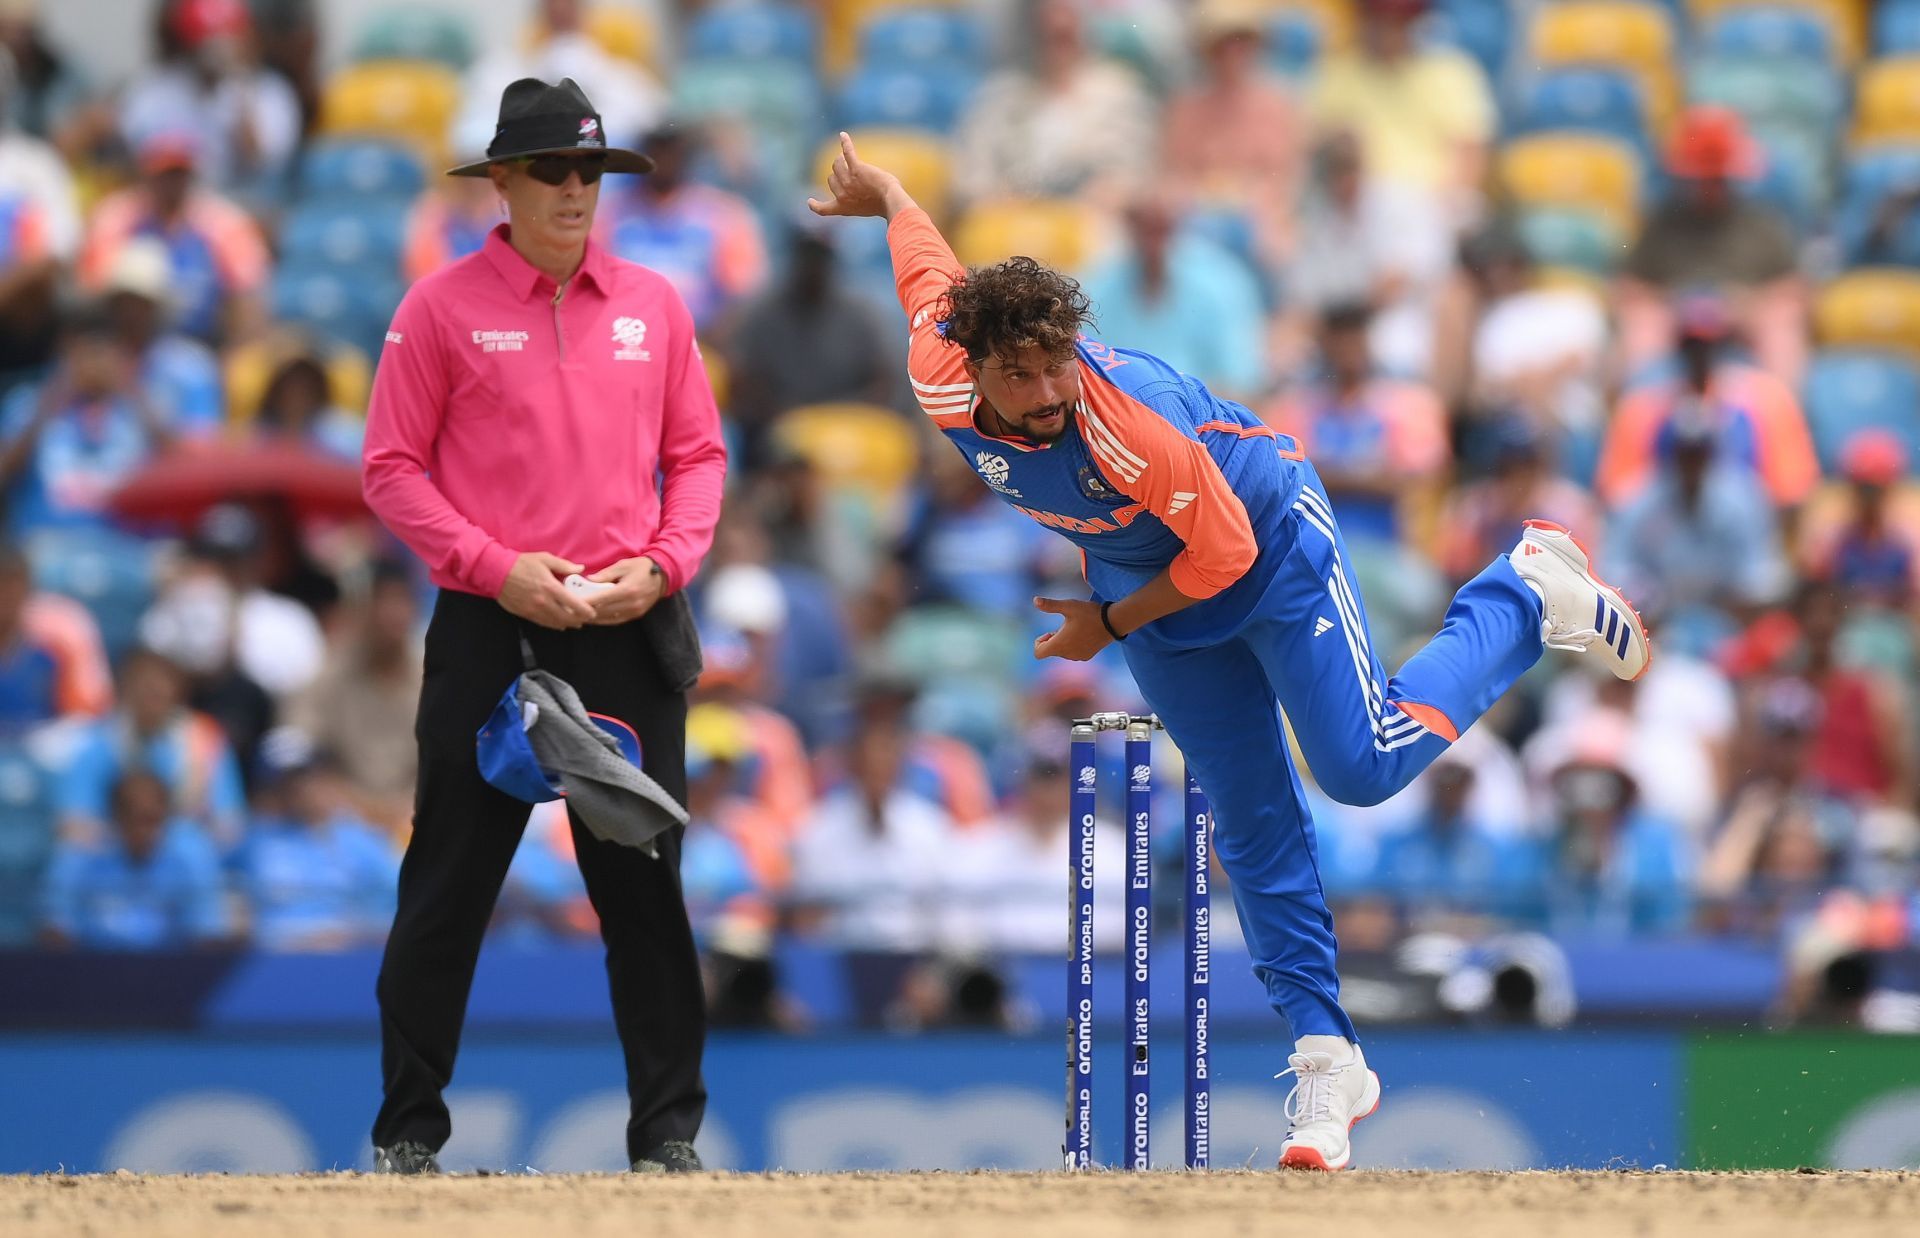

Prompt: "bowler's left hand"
[586,556,665,625]
[1032,596,1110,662]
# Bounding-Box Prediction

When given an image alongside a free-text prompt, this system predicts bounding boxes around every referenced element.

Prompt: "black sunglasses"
[520,154,607,186]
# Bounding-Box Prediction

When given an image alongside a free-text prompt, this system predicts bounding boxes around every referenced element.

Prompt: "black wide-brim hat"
[446,76,654,177]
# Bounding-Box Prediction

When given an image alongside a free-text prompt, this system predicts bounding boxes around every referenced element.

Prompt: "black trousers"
[372,589,706,1162]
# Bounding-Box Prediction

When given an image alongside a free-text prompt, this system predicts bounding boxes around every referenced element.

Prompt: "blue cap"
[477,676,645,804]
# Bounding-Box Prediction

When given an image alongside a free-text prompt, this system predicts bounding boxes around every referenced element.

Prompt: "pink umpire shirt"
[362,224,727,599]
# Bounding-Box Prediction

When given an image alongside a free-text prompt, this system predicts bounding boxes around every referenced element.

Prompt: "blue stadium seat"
[24,526,156,658]
[857,9,987,69]
[0,740,53,947]
[685,3,817,66]
[1686,54,1845,134]
[1509,68,1650,152]
[1836,145,1920,263]
[1746,122,1831,235]
[1429,0,1510,82]
[1875,2,1920,56]
[1803,350,1920,472]
[1705,6,1835,63]
[1264,11,1323,77]
[837,63,975,133]
[279,198,411,269]
[671,58,826,189]
[271,263,405,359]
[296,139,426,203]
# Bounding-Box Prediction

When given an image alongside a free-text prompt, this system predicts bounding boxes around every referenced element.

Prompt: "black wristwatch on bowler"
[1100,600,1127,642]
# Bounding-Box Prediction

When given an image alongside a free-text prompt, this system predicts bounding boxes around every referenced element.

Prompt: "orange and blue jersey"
[885,205,1551,1044]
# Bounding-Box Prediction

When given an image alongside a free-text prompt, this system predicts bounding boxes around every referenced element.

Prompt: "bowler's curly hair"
[939,257,1092,364]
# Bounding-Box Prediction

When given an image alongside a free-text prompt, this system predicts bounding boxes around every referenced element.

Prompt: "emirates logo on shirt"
[611,316,651,362]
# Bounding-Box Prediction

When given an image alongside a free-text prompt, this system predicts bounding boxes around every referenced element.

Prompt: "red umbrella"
[108,439,367,526]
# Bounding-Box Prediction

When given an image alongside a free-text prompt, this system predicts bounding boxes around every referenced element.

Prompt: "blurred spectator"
[119,0,302,208]
[688,636,813,840]
[1270,302,1449,546]
[1617,107,1806,385]
[56,647,245,851]
[897,446,1051,616]
[0,540,108,735]
[1438,419,1601,584]
[1523,733,1693,938]
[1161,0,1304,265]
[1604,404,1789,626]
[39,767,232,949]
[1285,130,1451,381]
[724,214,892,465]
[1597,296,1817,512]
[453,0,663,165]
[494,802,593,941]
[0,298,175,536]
[847,659,996,829]
[286,561,421,834]
[77,129,270,345]
[952,0,1154,206]
[942,747,1124,954]
[1305,0,1493,223]
[0,173,54,381]
[248,0,319,136]
[99,236,223,435]
[790,710,957,950]
[1441,224,1607,454]
[0,0,95,152]
[680,704,784,952]
[599,124,767,333]
[1079,189,1268,398]
[1724,583,1915,809]
[1371,755,1531,925]
[1698,678,1854,937]
[252,340,362,461]
[242,727,397,952]
[1799,431,1920,609]
[402,174,498,284]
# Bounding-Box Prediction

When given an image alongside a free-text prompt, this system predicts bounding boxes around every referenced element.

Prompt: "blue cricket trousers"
[1120,472,1544,1040]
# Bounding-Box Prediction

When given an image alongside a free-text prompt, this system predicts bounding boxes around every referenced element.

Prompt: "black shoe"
[373,1141,441,1175]
[630,1140,703,1174]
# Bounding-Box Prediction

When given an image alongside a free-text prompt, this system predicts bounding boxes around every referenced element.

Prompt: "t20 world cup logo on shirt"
[974,451,1020,497]
[611,316,651,361]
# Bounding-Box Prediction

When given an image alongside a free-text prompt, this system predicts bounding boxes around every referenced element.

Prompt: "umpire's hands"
[584,556,665,626]
[499,552,595,630]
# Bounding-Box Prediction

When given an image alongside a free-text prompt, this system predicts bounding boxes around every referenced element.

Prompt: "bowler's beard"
[994,400,1074,442]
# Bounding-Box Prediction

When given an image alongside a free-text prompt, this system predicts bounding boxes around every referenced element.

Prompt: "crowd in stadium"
[2,0,1920,1026]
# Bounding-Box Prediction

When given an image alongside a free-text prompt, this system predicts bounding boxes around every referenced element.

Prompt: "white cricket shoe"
[1509,519,1651,682]
[1276,1043,1382,1171]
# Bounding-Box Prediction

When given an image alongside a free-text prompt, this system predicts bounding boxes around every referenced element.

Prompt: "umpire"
[360,78,726,1175]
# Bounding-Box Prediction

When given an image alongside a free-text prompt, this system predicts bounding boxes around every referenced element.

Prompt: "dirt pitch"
[6,1170,1918,1238]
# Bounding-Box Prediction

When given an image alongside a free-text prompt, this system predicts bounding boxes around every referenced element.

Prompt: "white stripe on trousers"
[1292,494,1430,752]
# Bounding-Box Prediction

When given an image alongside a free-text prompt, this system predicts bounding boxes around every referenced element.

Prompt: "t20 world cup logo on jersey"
[611,316,651,361]
[974,451,1021,497]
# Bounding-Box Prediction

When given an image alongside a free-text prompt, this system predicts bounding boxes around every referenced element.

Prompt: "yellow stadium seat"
[1815,270,1920,356]
[814,130,954,221]
[224,333,373,425]
[771,402,923,504]
[522,5,659,69]
[1687,0,1865,63]
[1530,2,1679,132]
[319,60,460,166]
[1498,135,1643,231]
[1853,58,1920,147]
[953,200,1106,271]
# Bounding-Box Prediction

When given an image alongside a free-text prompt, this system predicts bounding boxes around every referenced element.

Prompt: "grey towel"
[516,669,688,857]
[639,590,704,693]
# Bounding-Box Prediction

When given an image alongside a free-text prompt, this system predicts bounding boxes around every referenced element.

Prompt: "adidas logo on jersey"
[1314,616,1334,637]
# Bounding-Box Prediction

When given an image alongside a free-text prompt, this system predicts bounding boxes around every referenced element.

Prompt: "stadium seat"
[955,200,1108,270]
[519,6,659,67]
[318,60,460,165]
[1703,5,1836,62]
[351,5,476,70]
[1686,54,1846,134]
[814,130,954,220]
[1815,270,1920,356]
[271,263,407,360]
[1264,11,1323,77]
[1879,3,1920,55]
[225,336,373,423]
[1530,3,1675,79]
[25,526,157,658]
[1854,57,1920,145]
[1497,134,1643,231]
[1516,207,1627,275]
[671,58,826,187]
[857,8,986,68]
[1687,0,1866,63]
[1508,68,1650,153]
[686,3,818,66]
[1803,349,1920,469]
[1268,0,1354,53]
[1835,145,1920,263]
[770,402,923,510]
[295,139,424,203]
[837,62,976,134]
[1429,0,1511,82]
[0,740,53,947]
[1746,123,1831,233]
[279,198,411,270]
